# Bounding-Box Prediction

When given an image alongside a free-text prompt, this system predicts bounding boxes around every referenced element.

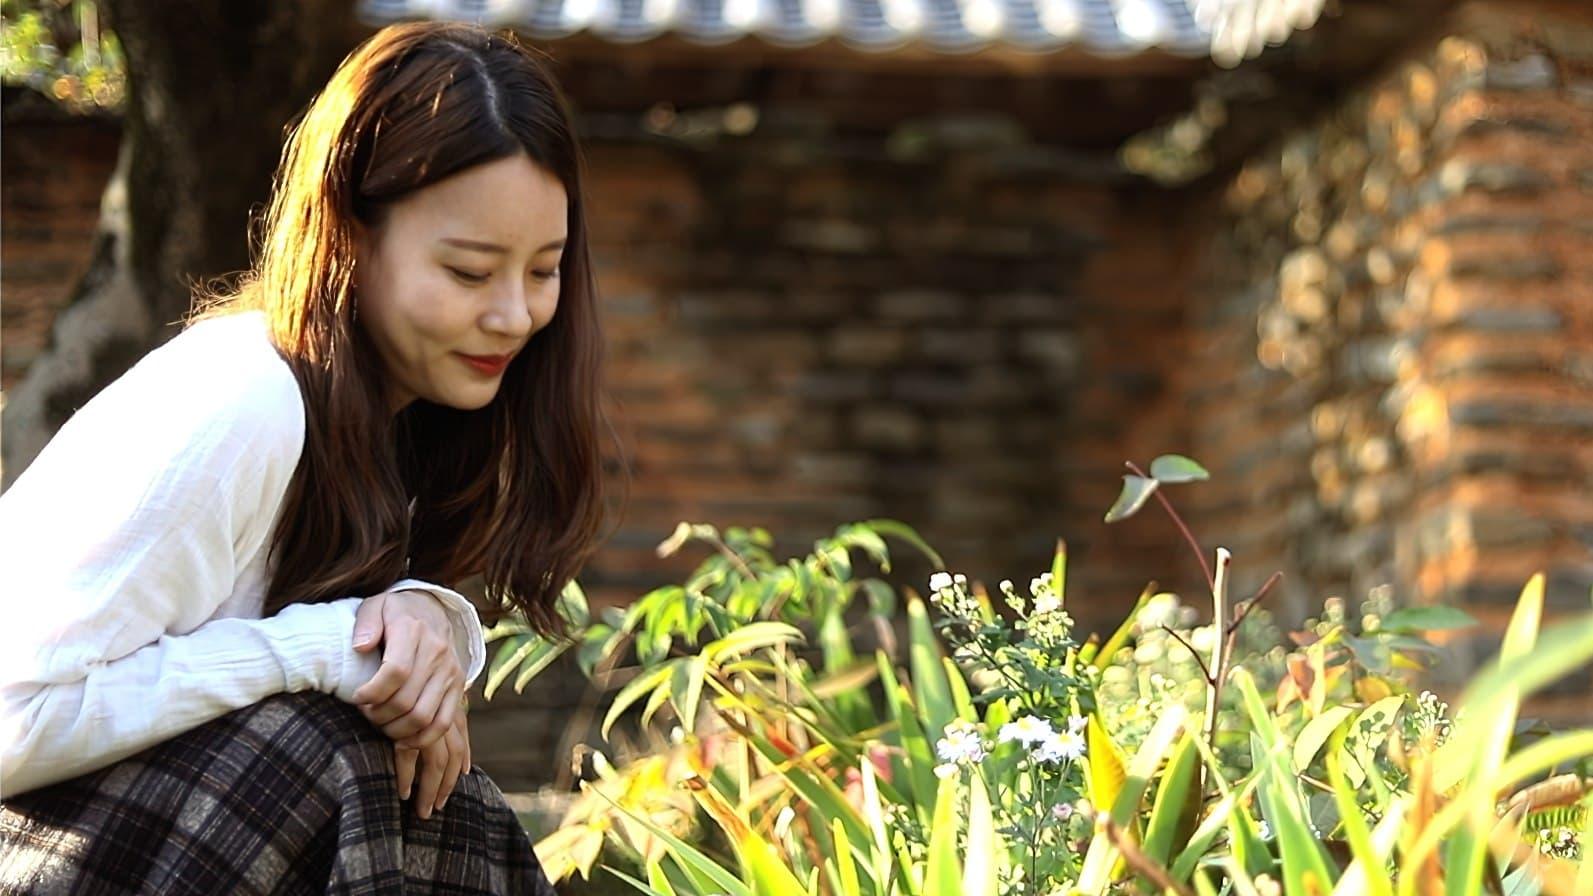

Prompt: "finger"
[395,745,419,801]
[353,619,423,708]
[372,639,451,737]
[415,741,447,820]
[352,594,387,653]
[435,725,465,812]
[397,671,460,750]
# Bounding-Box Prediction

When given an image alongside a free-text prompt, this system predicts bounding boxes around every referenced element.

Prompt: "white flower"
[933,762,958,779]
[1033,593,1061,615]
[935,719,987,765]
[1052,802,1073,820]
[1257,820,1273,840]
[1067,714,1088,733]
[1034,729,1086,764]
[998,715,1055,746]
[929,572,954,592]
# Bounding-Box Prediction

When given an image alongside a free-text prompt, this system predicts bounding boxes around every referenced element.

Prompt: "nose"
[481,283,534,342]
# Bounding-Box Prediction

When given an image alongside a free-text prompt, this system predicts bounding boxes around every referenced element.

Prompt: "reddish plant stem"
[1126,461,1213,589]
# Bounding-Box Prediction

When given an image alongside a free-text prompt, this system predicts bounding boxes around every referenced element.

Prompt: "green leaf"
[1347,696,1406,783]
[1143,728,1203,868]
[1235,668,1338,895]
[1379,605,1478,633]
[1228,803,1276,881]
[830,816,863,896]
[744,731,874,851]
[1111,704,1187,827]
[1293,705,1355,774]
[1051,538,1069,610]
[1326,747,1391,896]
[942,657,977,724]
[963,770,1001,896]
[861,519,946,569]
[669,654,708,733]
[601,862,671,896]
[858,749,893,881]
[908,596,957,744]
[1078,706,1187,892]
[558,578,592,628]
[640,676,675,730]
[1105,475,1159,523]
[833,523,892,571]
[601,662,675,740]
[705,621,806,661]
[1149,454,1210,483]
[877,651,937,818]
[586,783,754,896]
[485,635,538,700]
[1084,712,1128,820]
[1432,576,1548,795]
[576,623,623,678]
[925,774,964,896]
[1171,791,1250,882]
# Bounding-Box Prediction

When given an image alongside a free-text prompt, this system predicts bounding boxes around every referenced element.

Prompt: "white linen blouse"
[0,311,488,798]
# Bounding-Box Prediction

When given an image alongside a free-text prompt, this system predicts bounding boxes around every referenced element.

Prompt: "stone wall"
[1187,0,1593,719]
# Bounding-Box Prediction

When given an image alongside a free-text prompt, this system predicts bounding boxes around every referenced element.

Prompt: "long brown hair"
[196,21,612,637]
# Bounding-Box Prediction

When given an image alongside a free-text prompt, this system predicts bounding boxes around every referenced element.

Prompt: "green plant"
[1,0,124,110]
[491,457,1593,895]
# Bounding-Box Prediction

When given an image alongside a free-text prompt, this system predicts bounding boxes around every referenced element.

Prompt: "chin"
[427,386,500,411]
[448,393,499,411]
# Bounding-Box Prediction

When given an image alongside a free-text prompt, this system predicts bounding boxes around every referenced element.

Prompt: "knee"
[247,690,391,751]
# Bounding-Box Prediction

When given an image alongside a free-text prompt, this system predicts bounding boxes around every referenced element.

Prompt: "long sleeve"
[382,578,488,693]
[0,313,439,799]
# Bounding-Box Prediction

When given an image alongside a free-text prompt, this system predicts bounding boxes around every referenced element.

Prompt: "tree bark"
[3,0,365,485]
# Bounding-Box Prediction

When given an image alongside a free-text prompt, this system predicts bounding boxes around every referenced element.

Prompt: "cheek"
[533,283,562,329]
[386,272,469,347]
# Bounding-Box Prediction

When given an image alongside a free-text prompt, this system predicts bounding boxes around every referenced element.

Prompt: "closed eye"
[446,266,489,285]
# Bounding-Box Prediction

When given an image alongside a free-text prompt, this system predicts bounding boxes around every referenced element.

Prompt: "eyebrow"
[441,237,567,253]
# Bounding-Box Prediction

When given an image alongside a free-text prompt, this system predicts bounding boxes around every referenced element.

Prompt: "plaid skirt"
[0,691,556,895]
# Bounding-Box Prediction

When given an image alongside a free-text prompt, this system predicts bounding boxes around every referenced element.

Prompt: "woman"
[0,20,608,893]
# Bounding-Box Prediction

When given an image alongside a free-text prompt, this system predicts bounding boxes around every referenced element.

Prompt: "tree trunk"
[2,0,364,485]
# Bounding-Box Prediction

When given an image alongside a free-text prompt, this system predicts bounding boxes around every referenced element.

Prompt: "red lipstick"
[456,352,513,376]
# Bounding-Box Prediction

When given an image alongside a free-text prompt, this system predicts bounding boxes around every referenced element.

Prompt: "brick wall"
[0,94,1202,787]
[0,103,120,394]
[580,125,1200,624]
[6,0,1591,784]
[1187,0,1593,719]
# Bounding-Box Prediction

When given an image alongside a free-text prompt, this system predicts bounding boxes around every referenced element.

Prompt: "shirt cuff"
[266,596,375,704]
[388,578,488,689]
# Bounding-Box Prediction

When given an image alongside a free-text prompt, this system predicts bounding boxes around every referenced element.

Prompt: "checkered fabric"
[0,691,556,895]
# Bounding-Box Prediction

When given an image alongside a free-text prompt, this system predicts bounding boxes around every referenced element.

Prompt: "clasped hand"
[351,588,471,820]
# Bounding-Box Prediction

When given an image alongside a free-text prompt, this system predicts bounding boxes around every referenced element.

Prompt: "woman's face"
[353,152,568,413]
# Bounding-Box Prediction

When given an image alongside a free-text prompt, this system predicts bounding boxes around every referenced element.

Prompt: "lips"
[455,352,515,376]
